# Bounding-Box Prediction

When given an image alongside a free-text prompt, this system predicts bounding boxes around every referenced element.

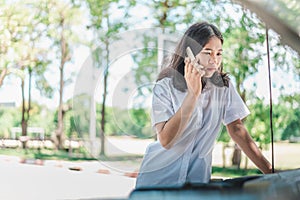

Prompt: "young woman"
[136,21,272,188]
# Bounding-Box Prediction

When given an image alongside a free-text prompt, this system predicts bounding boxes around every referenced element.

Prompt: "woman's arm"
[156,58,204,149]
[226,119,272,174]
[155,93,198,149]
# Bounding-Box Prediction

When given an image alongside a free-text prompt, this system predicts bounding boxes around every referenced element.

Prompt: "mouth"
[203,67,217,78]
[205,67,217,72]
[194,62,217,73]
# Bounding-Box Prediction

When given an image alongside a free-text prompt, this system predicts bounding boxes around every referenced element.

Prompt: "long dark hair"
[157,21,229,91]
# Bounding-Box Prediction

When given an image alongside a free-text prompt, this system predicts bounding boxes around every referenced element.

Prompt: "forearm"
[237,135,272,174]
[158,93,198,149]
[227,120,272,174]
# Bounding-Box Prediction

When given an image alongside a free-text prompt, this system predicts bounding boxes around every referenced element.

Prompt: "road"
[1,137,299,200]
[0,155,136,200]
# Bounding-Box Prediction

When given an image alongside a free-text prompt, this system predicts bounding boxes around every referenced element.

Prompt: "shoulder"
[221,79,235,91]
[156,67,187,92]
[156,77,172,85]
[213,80,236,98]
[227,80,235,89]
[154,77,173,93]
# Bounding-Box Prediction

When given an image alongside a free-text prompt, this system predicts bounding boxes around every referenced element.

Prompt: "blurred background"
[0,0,299,199]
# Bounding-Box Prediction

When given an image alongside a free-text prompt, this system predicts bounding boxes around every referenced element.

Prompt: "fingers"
[184,57,204,76]
[184,57,203,97]
[195,65,205,77]
[193,58,206,76]
[184,57,192,75]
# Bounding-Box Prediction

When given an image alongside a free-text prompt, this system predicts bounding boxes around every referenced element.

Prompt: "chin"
[204,69,219,78]
[204,72,214,78]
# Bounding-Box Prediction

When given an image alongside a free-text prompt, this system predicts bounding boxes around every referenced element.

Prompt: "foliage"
[26,102,56,138]
[85,0,136,155]
[0,0,299,150]
[0,148,93,161]
[0,102,56,139]
[281,110,300,140]
[0,107,20,138]
[217,125,231,144]
[278,94,300,140]
[244,96,272,149]
[131,37,158,98]
[101,105,153,139]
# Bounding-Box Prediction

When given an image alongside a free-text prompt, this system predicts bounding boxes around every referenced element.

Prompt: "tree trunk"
[55,16,69,150]
[21,79,27,149]
[98,11,112,157]
[20,69,33,149]
[100,90,106,156]
[244,157,248,170]
[26,69,32,126]
[100,39,109,156]
[0,68,8,87]
[232,144,241,169]
[56,59,65,150]
[222,143,227,168]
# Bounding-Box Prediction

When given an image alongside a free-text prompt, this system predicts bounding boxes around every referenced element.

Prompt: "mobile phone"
[186,46,224,87]
[186,47,204,71]
[186,46,196,61]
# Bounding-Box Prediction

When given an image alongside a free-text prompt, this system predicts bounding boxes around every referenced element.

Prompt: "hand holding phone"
[186,47,205,72]
[186,46,224,87]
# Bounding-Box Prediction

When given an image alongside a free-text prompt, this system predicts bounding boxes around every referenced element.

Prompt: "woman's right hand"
[157,58,205,149]
[184,57,204,98]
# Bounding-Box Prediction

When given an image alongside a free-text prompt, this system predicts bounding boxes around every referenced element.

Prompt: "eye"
[217,52,222,56]
[202,51,211,55]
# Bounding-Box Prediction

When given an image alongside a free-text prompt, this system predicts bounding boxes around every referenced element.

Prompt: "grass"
[0,147,263,178]
[211,166,262,178]
[1,140,299,178]
[0,148,96,161]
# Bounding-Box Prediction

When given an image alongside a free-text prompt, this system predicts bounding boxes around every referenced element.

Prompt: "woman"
[135,22,272,188]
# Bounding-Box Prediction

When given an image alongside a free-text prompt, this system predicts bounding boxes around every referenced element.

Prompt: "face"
[195,36,223,78]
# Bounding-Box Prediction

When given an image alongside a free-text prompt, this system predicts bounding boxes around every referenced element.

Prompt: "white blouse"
[136,77,250,188]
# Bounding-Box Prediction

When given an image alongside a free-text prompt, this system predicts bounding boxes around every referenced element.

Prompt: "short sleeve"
[223,81,250,125]
[151,79,174,128]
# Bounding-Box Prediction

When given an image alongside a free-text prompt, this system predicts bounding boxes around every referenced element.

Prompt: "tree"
[85,0,134,156]
[20,6,51,148]
[45,0,83,149]
[221,8,267,168]
[221,3,299,167]
[130,0,204,140]
[0,1,51,148]
[0,1,15,87]
[278,94,300,140]
[0,107,20,138]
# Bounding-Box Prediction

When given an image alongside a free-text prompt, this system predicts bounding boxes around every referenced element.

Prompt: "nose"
[209,54,217,64]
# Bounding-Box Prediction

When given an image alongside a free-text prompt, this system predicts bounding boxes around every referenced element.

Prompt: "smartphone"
[186,47,204,71]
[186,46,224,87]
[186,46,196,61]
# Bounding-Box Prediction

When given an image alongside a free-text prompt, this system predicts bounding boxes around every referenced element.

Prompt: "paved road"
[1,137,298,200]
[0,155,136,200]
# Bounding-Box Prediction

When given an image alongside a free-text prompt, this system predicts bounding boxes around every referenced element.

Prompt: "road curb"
[16,157,139,178]
[19,158,44,166]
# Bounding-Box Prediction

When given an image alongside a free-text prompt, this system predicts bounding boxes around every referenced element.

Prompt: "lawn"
[0,138,299,178]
